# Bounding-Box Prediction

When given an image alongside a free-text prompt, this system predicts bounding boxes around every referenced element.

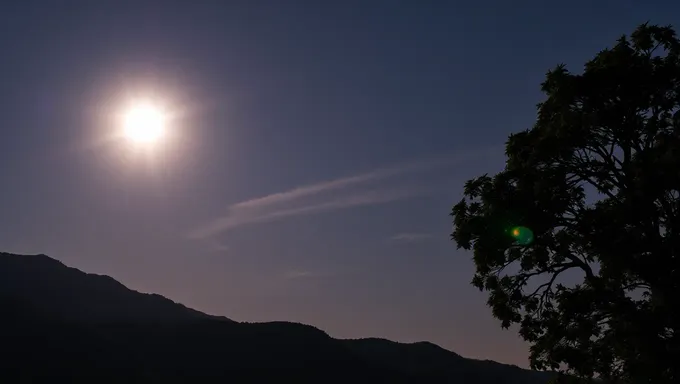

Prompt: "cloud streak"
[229,157,443,212]
[390,233,434,243]
[283,270,317,279]
[187,146,499,240]
[188,187,426,239]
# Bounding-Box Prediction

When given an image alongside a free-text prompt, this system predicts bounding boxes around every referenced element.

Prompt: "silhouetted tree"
[451,23,680,383]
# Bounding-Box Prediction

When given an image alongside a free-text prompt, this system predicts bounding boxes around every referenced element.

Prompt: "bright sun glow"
[123,103,166,144]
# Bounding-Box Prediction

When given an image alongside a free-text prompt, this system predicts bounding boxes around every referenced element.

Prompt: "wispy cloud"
[208,242,230,252]
[229,156,448,212]
[389,233,434,243]
[188,186,426,239]
[283,270,317,279]
[283,268,350,279]
[186,147,498,240]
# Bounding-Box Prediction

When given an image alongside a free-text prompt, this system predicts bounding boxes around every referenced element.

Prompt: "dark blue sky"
[1,0,678,366]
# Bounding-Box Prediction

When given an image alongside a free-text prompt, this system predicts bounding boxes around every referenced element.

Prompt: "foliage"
[451,23,680,383]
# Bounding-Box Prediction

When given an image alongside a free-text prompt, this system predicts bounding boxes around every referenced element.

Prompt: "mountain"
[0,252,557,383]
[0,252,226,323]
[342,338,553,383]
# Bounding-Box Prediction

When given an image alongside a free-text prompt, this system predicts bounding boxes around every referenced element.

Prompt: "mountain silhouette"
[0,252,225,323]
[0,252,557,383]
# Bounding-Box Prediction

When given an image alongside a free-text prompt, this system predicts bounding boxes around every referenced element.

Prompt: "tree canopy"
[451,23,679,383]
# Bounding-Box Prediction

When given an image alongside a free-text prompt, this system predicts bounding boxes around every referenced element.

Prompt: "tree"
[450,23,679,383]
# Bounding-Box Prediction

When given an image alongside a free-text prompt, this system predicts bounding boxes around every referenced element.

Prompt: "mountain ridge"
[0,251,556,383]
[0,251,230,323]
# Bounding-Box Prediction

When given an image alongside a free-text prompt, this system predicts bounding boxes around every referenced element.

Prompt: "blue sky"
[1,0,678,367]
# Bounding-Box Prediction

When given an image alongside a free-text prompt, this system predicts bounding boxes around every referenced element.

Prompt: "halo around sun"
[122,102,167,145]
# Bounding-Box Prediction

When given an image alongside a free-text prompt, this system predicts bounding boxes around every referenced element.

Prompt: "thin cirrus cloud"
[208,242,230,252]
[186,146,499,240]
[284,270,315,279]
[187,186,426,239]
[283,269,329,279]
[228,155,449,212]
[389,233,434,243]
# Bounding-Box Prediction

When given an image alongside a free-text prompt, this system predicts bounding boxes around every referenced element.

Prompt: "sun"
[122,102,166,144]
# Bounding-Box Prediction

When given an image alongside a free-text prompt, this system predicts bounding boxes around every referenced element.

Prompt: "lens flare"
[510,226,534,245]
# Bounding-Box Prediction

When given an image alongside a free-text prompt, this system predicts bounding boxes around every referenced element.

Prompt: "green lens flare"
[509,226,534,245]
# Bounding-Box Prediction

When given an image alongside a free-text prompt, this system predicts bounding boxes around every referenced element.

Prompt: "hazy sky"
[1,0,678,367]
